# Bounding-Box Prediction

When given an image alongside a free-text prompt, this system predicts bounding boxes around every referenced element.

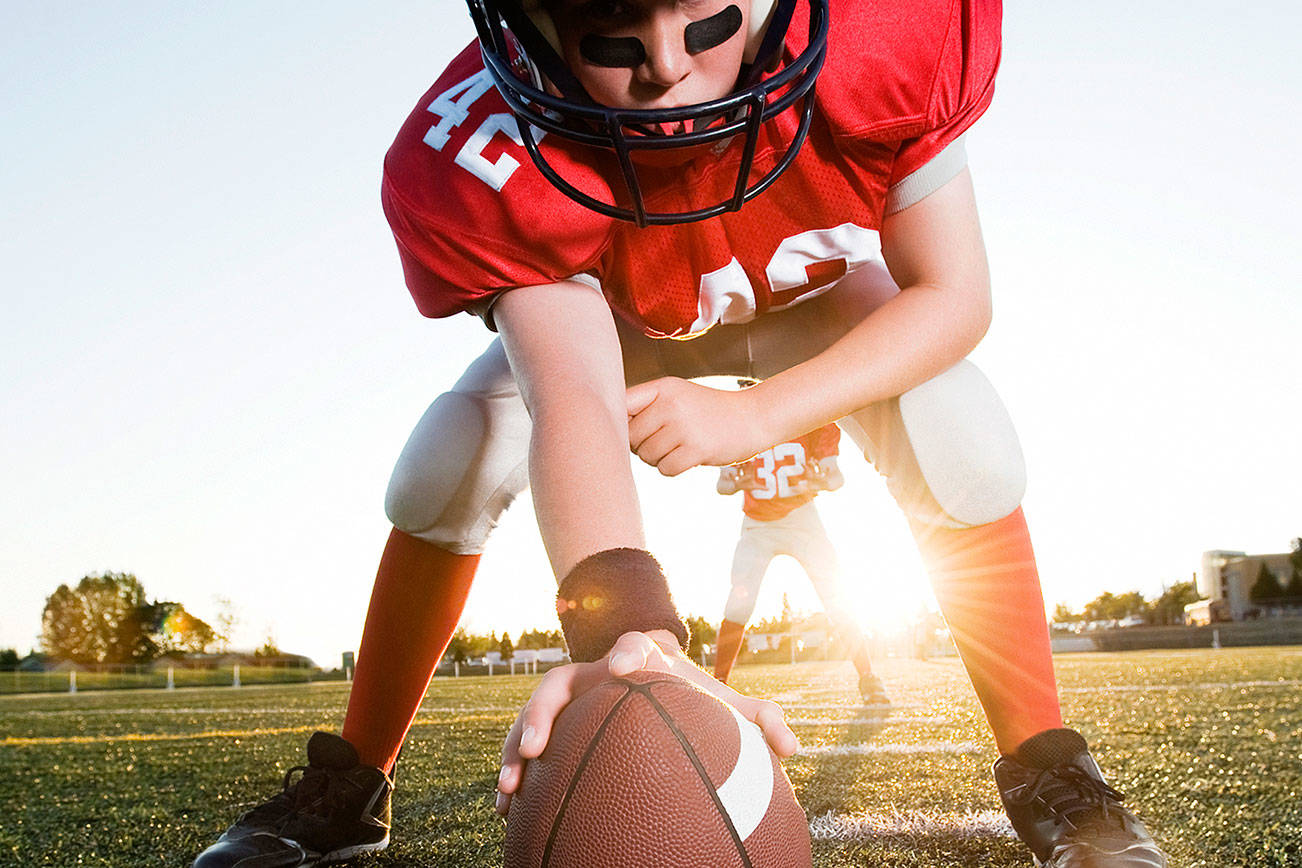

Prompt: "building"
[1187,549,1298,623]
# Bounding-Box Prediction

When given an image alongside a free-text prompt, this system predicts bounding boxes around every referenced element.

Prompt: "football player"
[713,416,889,706]
[192,0,1169,866]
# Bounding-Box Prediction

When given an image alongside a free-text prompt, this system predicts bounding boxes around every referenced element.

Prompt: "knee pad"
[384,345,531,554]
[897,360,1026,527]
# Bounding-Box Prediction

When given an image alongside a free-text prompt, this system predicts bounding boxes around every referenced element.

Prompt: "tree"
[1114,591,1150,621]
[1250,562,1285,603]
[1149,581,1204,626]
[446,628,471,665]
[498,632,514,662]
[516,629,564,650]
[685,615,718,661]
[1083,590,1147,622]
[0,649,19,670]
[211,596,239,653]
[40,572,156,665]
[1082,591,1118,622]
[1286,539,1302,601]
[254,633,282,658]
[149,602,216,655]
[1052,603,1079,624]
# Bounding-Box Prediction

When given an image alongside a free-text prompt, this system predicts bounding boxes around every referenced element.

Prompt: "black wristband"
[556,548,690,663]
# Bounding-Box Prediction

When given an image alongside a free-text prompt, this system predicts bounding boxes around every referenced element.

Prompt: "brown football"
[504,670,811,868]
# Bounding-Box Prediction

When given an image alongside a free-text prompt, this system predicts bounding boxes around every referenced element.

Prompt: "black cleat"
[192,731,392,867]
[995,728,1167,867]
[857,672,891,708]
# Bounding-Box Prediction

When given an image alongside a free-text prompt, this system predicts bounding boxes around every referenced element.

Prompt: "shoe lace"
[1016,764,1127,833]
[234,763,367,834]
[282,764,368,823]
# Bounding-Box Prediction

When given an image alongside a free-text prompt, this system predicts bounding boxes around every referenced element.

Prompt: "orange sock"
[713,619,747,683]
[341,529,479,774]
[912,508,1062,755]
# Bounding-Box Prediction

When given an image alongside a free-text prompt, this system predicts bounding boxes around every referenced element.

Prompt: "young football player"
[712,417,889,705]
[192,0,1169,866]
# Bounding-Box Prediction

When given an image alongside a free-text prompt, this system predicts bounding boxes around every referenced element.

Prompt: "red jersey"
[382,0,1000,338]
[739,424,841,521]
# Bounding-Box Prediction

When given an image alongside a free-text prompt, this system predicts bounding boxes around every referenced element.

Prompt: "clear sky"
[3,1,1299,669]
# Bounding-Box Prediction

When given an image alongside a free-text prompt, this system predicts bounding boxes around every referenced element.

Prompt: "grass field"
[2,647,1300,867]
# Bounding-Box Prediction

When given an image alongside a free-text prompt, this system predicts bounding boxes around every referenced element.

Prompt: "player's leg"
[839,361,1057,750]
[344,339,530,771]
[786,504,888,705]
[193,340,530,868]
[842,363,1166,866]
[714,520,775,683]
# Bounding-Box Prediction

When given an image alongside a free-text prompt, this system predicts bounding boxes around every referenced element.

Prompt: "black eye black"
[684,4,742,55]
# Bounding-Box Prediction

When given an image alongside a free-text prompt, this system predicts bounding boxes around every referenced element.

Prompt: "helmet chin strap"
[744,0,780,62]
[743,0,794,82]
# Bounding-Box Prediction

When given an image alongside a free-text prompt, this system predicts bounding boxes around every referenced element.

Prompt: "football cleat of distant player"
[192,732,392,868]
[995,728,1168,867]
[465,0,829,225]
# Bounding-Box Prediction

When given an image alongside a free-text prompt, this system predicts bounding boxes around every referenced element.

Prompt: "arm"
[494,280,644,577]
[627,168,991,472]
[751,167,991,443]
[493,281,797,814]
[717,466,742,495]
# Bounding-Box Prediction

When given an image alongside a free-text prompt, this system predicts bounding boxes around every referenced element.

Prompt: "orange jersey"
[739,424,841,521]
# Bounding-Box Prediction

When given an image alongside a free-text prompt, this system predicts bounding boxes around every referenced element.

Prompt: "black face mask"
[473,0,828,226]
[579,4,742,68]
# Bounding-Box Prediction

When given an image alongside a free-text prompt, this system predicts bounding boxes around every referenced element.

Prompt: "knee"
[723,584,760,625]
[898,360,1027,527]
[384,390,529,553]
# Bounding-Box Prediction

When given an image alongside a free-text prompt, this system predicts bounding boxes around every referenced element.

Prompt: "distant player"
[714,415,888,706]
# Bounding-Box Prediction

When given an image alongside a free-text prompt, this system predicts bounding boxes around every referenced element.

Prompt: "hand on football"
[495,629,799,816]
[626,378,769,475]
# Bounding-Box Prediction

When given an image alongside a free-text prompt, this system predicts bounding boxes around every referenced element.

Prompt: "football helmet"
[466,0,829,226]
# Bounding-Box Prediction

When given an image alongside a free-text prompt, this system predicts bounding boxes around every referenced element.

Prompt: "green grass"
[1,648,1300,867]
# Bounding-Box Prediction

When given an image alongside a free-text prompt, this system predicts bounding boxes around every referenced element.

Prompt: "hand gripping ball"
[504,670,811,867]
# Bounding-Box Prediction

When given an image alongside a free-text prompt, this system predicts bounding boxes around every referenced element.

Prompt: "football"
[504,670,811,868]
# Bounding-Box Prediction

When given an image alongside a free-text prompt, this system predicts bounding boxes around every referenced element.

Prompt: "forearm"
[751,280,990,444]
[529,388,644,577]
[751,168,991,446]
[495,282,646,578]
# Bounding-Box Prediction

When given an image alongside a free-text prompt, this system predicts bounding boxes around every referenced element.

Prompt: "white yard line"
[808,808,1015,840]
[1059,679,1301,693]
[786,715,953,726]
[798,740,983,757]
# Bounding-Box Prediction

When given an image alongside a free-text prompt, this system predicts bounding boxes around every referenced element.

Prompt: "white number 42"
[422,70,545,192]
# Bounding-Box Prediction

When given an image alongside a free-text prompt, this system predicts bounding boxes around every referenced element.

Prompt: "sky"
[2,1,1299,669]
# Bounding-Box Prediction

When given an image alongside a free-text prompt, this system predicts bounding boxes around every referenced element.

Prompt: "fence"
[0,664,318,695]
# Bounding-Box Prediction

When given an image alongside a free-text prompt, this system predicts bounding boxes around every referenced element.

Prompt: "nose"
[635,8,691,88]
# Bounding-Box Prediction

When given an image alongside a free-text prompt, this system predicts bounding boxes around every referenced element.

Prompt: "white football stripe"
[798,740,982,757]
[808,809,1015,840]
[713,701,775,841]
